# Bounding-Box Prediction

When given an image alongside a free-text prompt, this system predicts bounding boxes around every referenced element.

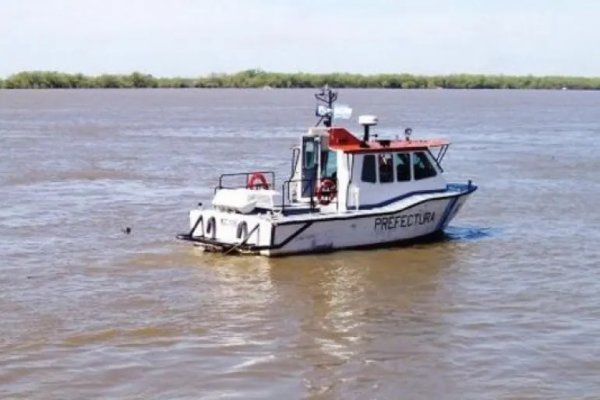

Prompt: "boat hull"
[177,184,476,256]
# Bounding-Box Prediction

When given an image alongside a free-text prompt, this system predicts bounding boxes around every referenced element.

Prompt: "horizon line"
[2,70,600,79]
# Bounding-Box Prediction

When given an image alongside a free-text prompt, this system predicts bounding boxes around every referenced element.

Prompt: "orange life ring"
[316,179,337,205]
[247,172,270,190]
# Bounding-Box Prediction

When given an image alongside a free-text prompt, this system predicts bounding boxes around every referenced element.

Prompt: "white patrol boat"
[177,88,477,256]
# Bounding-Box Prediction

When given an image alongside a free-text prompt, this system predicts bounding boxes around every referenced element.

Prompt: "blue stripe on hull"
[359,188,447,210]
[358,183,476,210]
[436,196,459,231]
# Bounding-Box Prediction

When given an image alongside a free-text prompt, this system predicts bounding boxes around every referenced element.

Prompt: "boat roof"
[327,127,449,154]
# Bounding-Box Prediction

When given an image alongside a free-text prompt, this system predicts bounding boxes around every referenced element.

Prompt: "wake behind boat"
[177,88,477,256]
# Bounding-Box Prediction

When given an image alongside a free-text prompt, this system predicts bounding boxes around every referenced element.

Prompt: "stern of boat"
[177,208,275,255]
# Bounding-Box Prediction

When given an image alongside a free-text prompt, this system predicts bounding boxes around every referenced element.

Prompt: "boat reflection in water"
[180,236,469,397]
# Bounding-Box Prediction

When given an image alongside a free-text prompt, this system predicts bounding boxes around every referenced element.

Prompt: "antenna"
[314,86,337,127]
[314,87,352,127]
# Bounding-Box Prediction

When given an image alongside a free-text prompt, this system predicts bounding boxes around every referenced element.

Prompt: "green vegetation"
[2,70,600,89]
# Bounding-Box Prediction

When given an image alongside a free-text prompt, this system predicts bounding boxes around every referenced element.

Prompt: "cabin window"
[321,150,337,179]
[413,152,437,180]
[303,138,316,169]
[378,153,394,183]
[361,155,376,183]
[395,153,411,181]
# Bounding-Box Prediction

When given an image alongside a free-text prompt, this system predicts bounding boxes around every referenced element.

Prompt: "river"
[1,89,599,399]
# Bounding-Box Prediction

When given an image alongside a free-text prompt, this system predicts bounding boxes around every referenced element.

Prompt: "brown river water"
[1,89,599,399]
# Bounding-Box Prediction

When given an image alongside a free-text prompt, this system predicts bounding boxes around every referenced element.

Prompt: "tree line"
[1,70,599,89]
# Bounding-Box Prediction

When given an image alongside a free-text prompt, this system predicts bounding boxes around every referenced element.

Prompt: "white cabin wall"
[336,150,350,212]
[349,152,448,208]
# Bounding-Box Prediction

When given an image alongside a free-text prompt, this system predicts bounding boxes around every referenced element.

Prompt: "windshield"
[321,150,337,179]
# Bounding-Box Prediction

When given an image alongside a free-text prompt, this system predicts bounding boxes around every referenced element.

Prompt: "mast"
[314,86,338,127]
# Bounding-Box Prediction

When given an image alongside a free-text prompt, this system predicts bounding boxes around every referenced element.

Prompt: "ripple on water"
[63,326,183,347]
[2,89,600,399]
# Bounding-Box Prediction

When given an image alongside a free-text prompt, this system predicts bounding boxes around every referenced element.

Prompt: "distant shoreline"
[1,70,600,90]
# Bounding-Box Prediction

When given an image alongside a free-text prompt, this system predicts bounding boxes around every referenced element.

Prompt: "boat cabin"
[290,122,450,212]
[211,88,451,216]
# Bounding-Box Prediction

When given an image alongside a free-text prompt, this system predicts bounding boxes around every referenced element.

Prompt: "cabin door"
[301,137,318,197]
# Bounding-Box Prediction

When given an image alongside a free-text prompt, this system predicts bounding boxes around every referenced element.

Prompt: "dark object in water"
[122,227,132,235]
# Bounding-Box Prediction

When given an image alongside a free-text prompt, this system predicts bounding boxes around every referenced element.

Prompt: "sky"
[1,0,599,77]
